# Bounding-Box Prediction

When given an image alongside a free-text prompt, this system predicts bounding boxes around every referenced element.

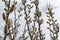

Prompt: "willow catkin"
[7,18,13,28]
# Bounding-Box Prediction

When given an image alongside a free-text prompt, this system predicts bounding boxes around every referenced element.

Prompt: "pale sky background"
[0,0,60,40]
